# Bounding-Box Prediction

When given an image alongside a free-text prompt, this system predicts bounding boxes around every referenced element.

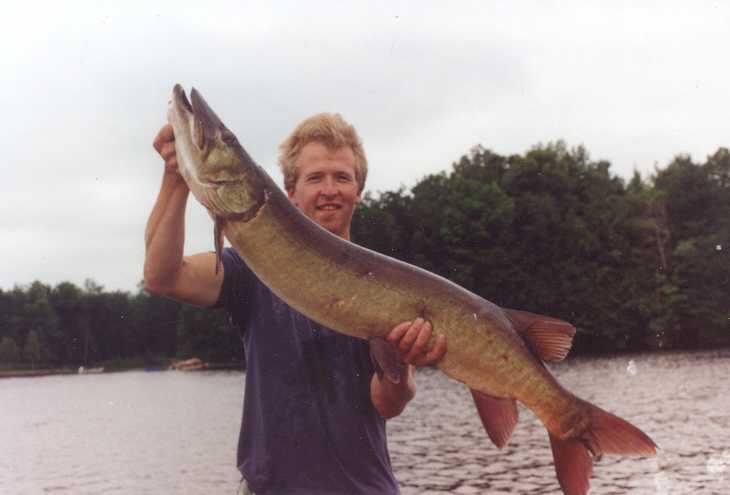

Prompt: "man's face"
[287,141,362,240]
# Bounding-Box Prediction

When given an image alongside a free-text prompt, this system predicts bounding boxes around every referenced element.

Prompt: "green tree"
[176,304,241,363]
[49,281,86,364]
[23,281,60,365]
[22,329,41,369]
[650,151,730,348]
[0,336,20,366]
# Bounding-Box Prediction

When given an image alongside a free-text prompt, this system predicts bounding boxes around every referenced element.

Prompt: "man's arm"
[370,318,447,419]
[143,124,223,307]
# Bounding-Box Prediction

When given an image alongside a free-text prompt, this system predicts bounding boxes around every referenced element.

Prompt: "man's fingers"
[386,318,445,366]
[397,318,424,354]
[403,321,432,364]
[153,124,175,152]
[160,142,177,161]
[415,334,447,366]
[386,321,413,346]
[154,130,180,174]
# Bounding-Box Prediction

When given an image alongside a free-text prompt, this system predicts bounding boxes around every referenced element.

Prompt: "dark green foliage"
[649,149,730,348]
[352,142,730,354]
[0,280,241,370]
[3,143,728,366]
[0,336,21,366]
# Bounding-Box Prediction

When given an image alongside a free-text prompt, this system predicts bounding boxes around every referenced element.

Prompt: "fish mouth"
[171,84,222,128]
[171,84,226,153]
[190,87,224,128]
[172,83,193,115]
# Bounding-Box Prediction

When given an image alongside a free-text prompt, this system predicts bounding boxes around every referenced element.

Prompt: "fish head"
[167,84,265,218]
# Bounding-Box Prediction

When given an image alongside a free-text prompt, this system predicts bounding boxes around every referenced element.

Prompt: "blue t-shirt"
[216,248,400,495]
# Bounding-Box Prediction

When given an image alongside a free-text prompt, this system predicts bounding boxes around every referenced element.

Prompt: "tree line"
[352,142,730,354]
[1,141,728,370]
[0,279,241,370]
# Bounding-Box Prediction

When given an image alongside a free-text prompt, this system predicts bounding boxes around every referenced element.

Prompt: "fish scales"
[223,142,564,416]
[166,84,657,495]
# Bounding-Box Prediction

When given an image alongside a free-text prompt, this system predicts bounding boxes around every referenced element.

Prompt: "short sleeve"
[214,247,255,328]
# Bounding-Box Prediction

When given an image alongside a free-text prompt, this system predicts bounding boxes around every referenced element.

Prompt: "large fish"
[166,84,657,495]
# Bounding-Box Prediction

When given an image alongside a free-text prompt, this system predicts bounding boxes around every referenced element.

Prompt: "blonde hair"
[278,113,368,194]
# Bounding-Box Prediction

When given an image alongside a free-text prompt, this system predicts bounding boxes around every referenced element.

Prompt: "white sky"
[2,0,729,293]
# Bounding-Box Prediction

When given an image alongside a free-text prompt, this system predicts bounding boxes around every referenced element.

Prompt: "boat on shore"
[78,366,105,374]
[170,357,208,371]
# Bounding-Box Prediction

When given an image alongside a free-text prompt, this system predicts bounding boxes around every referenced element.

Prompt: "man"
[144,112,446,494]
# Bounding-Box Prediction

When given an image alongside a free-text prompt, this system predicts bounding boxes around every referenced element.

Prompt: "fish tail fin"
[548,399,657,495]
[579,398,658,458]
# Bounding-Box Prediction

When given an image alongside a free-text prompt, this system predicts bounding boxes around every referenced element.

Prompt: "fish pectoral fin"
[213,217,226,274]
[470,389,518,448]
[505,308,576,362]
[369,337,405,384]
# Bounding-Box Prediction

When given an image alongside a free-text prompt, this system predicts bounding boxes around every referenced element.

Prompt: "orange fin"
[548,398,657,495]
[505,309,576,362]
[470,389,518,448]
[369,337,405,384]
[579,398,658,458]
[549,433,593,495]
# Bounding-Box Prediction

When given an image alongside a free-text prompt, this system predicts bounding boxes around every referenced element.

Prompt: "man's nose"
[321,177,338,196]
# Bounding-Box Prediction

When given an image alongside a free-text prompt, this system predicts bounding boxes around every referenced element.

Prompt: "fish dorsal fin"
[505,309,576,362]
[470,389,519,448]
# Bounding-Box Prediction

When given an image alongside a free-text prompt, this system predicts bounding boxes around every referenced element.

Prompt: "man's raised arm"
[143,124,223,308]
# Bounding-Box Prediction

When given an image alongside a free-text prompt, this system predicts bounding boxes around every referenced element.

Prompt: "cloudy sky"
[2,1,729,293]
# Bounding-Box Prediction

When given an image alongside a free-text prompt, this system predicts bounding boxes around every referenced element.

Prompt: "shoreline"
[0,368,79,379]
[0,361,243,379]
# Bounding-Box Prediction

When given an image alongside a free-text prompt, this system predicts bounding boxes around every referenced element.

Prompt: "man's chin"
[316,218,345,236]
[314,210,340,224]
[320,221,342,235]
[311,210,351,237]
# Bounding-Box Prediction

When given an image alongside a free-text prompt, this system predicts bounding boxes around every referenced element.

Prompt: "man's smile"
[317,203,342,211]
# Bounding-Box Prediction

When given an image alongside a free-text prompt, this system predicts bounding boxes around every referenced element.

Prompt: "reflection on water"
[1,350,728,494]
[390,350,730,495]
[0,371,243,494]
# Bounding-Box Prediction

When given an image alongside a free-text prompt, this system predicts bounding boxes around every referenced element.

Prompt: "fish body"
[167,84,656,494]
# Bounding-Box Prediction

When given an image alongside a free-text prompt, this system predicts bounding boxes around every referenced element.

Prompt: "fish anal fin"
[214,218,225,274]
[369,337,405,384]
[470,389,518,448]
[505,309,576,362]
[549,433,593,495]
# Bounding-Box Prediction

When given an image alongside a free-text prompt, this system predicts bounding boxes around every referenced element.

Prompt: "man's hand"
[153,124,180,174]
[386,318,447,367]
[370,319,447,419]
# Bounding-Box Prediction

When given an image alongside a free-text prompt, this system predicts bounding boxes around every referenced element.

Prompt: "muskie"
[167,84,657,495]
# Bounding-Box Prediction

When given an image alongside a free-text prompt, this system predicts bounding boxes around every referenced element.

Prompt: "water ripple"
[1,351,728,494]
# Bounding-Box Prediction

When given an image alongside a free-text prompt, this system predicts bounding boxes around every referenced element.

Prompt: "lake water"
[1,350,728,494]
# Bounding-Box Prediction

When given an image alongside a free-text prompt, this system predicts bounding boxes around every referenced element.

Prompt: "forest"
[1,142,728,370]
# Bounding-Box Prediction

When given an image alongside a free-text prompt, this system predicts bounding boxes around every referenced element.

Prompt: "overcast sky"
[2,1,729,293]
